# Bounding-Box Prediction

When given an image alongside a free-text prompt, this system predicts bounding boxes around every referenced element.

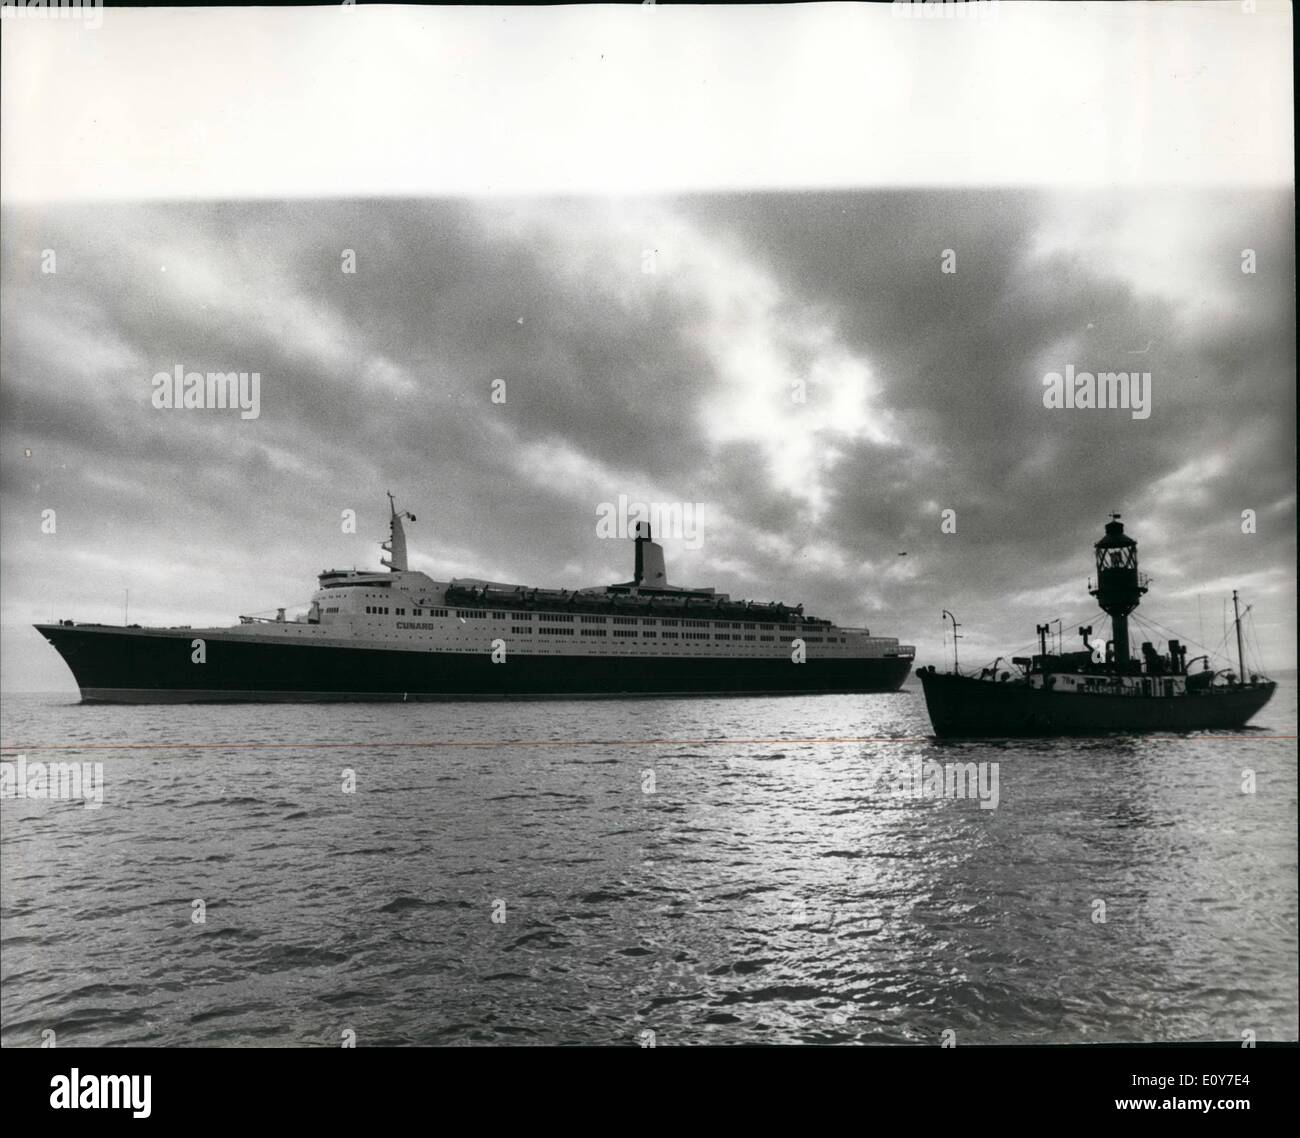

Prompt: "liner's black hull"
[919,670,1276,738]
[36,625,914,703]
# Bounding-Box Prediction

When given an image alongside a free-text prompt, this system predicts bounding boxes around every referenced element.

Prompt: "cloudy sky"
[1,5,1293,690]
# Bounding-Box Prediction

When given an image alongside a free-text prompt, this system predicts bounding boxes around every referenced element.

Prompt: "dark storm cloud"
[1,190,1294,689]
[0,198,714,585]
[682,189,1294,659]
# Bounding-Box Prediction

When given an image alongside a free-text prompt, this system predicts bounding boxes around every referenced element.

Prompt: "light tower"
[1088,514,1146,673]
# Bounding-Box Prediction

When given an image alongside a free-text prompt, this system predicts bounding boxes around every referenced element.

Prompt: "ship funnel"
[380,492,416,573]
[633,521,668,588]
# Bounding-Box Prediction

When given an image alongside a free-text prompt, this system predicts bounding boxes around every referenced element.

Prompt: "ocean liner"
[36,496,915,702]
[917,515,1276,737]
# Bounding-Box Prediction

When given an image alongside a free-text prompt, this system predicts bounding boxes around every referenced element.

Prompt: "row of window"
[499,628,839,644]
[352,603,831,637]
[491,627,815,644]
[357,600,450,618]
[362,617,844,645]
[502,625,809,638]
[470,614,810,632]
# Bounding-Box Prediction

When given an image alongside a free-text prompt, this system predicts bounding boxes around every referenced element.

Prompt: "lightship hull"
[36,625,914,703]
[918,670,1276,738]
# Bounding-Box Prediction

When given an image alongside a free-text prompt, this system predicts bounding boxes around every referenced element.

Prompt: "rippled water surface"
[2,681,1296,1046]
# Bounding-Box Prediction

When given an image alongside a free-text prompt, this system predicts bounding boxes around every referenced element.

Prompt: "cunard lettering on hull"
[35,494,916,703]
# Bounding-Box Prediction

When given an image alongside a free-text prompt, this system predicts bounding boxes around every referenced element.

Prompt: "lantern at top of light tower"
[1088,514,1147,671]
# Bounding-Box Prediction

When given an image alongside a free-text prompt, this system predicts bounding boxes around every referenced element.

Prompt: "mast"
[1232,589,1246,684]
[380,492,416,573]
[942,609,961,672]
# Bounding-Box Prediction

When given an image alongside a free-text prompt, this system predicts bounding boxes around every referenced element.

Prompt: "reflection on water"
[1,682,1295,1045]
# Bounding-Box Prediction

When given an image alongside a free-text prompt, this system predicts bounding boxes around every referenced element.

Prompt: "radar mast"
[381,492,416,572]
